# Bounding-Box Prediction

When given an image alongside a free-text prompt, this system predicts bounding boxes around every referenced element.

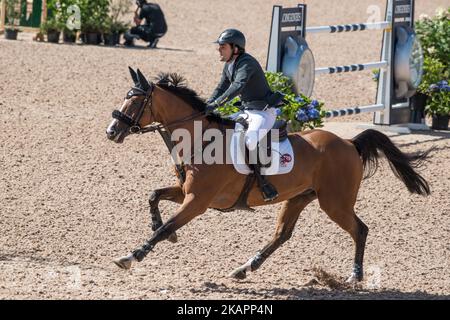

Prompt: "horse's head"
[106,67,156,143]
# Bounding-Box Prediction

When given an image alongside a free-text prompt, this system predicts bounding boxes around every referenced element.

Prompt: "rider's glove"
[205,101,218,115]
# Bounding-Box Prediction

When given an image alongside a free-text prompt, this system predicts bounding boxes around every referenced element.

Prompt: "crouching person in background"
[124,0,167,48]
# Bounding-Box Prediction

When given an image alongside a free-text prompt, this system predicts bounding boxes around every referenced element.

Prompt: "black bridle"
[112,83,207,135]
[112,85,155,134]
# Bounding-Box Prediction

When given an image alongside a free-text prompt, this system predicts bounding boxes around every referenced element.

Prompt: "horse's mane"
[155,73,207,112]
[155,73,234,126]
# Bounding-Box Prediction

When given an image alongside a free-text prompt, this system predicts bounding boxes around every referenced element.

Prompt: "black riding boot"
[251,163,278,202]
[148,38,159,48]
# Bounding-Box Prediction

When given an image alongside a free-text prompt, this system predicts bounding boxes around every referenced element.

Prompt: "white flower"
[419,14,429,20]
[428,47,436,54]
[436,7,445,18]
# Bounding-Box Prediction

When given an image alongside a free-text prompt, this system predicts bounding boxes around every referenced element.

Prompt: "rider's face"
[218,43,233,62]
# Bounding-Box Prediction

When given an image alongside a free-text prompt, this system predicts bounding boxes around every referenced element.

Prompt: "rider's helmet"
[215,29,246,52]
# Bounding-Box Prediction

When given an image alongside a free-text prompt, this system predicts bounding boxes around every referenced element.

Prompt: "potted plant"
[426,78,450,130]
[63,27,76,43]
[81,18,104,44]
[103,0,130,46]
[103,18,128,46]
[57,0,80,43]
[41,18,65,43]
[415,7,450,130]
[4,0,20,40]
[42,0,72,44]
[78,0,109,45]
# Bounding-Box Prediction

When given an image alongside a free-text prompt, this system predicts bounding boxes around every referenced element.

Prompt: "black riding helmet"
[214,29,246,50]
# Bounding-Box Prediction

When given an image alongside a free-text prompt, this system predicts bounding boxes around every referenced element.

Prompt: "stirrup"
[261,183,279,202]
[251,164,279,202]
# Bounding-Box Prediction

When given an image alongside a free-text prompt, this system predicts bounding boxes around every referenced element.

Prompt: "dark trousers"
[124,25,164,46]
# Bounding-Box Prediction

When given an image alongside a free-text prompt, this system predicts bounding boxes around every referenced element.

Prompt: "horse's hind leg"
[317,193,369,283]
[348,215,369,282]
[149,186,184,243]
[229,191,316,279]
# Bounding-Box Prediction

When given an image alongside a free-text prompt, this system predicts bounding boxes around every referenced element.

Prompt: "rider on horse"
[206,29,280,201]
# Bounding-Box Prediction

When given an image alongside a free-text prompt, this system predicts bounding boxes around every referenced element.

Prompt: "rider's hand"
[205,102,218,115]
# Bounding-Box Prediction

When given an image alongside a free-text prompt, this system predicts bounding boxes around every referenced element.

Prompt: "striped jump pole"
[325,104,385,118]
[306,21,390,34]
[315,61,388,75]
[325,102,410,119]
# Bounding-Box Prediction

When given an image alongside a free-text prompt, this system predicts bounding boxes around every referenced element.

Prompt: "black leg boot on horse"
[149,186,185,243]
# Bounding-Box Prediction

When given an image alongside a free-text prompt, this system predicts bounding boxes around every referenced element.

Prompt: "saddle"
[269,119,289,141]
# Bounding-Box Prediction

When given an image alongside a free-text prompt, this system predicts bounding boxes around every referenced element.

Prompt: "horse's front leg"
[114,193,209,269]
[149,186,185,243]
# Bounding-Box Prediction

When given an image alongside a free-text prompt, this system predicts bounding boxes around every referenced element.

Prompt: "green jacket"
[208,53,272,110]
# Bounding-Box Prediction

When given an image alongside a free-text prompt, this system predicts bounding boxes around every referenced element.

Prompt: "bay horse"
[106,68,431,282]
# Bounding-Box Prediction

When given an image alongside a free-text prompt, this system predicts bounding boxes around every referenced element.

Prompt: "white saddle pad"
[229,124,295,176]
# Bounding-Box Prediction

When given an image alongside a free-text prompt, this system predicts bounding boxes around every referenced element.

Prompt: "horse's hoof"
[168,232,178,243]
[229,268,247,280]
[113,254,135,270]
[346,272,363,284]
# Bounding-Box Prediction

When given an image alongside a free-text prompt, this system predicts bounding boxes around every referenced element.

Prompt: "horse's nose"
[106,128,116,140]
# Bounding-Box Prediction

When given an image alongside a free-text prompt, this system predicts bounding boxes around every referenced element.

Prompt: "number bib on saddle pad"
[228,120,295,175]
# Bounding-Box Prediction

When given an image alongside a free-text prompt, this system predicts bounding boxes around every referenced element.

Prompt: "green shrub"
[415,7,450,116]
[102,0,130,34]
[78,0,109,33]
[5,0,20,29]
[40,18,65,33]
[415,8,450,70]
[103,17,129,34]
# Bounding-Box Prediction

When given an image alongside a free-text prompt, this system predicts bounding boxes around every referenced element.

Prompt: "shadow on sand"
[191,281,449,300]
[118,44,195,53]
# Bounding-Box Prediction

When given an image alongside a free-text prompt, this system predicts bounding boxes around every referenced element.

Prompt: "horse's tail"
[351,129,432,196]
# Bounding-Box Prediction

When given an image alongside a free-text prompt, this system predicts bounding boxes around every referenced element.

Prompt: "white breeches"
[240,108,277,151]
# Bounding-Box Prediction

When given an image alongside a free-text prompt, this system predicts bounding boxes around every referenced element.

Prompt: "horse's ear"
[136,69,150,91]
[128,67,139,86]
